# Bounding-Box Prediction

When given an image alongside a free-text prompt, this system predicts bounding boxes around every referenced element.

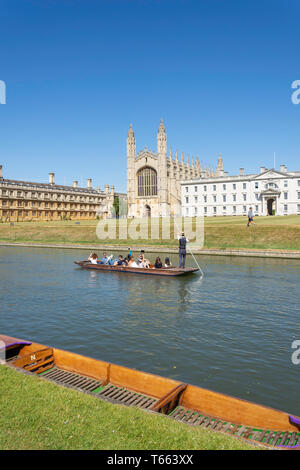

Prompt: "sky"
[0,0,300,193]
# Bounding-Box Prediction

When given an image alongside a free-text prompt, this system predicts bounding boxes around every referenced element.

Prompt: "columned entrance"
[267,198,275,216]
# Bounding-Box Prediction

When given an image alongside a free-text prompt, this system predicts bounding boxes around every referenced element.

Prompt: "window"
[194,196,198,203]
[233,194,236,202]
[137,167,157,197]
[213,195,216,202]
[233,184,236,190]
[204,207,207,214]
[284,181,288,188]
[243,194,246,201]
[284,205,288,211]
[194,207,198,215]
[298,204,300,211]
[255,182,259,189]
[185,186,189,193]
[298,192,300,200]
[298,180,300,187]
[233,206,236,213]
[185,197,189,204]
[223,184,226,191]
[204,185,207,191]
[213,185,216,191]
[204,196,207,203]
[223,206,226,211]
[243,183,246,189]
[243,205,246,212]
[186,207,189,216]
[213,207,217,214]
[194,186,198,192]
[223,195,226,202]
[255,205,259,211]
[284,192,288,200]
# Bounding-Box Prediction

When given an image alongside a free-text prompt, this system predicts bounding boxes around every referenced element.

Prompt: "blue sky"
[0,0,299,193]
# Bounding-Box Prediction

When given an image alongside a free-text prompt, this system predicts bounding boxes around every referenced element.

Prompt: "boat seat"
[12,348,54,374]
[169,406,300,448]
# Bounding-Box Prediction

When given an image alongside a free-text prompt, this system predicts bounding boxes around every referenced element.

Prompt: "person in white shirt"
[88,253,98,264]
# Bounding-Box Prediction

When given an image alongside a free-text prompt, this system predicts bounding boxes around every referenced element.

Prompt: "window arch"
[137,167,157,197]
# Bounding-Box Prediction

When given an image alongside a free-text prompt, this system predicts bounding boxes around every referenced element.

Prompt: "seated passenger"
[164,257,172,267]
[88,253,98,264]
[114,255,126,266]
[128,256,139,268]
[154,257,162,269]
[99,253,109,264]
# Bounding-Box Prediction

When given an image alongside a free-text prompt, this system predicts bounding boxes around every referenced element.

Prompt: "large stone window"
[137,167,157,197]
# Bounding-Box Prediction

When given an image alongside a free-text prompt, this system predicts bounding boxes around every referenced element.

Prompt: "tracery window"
[137,167,157,197]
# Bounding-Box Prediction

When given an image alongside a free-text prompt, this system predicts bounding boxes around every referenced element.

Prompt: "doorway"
[267,198,275,216]
[145,205,151,217]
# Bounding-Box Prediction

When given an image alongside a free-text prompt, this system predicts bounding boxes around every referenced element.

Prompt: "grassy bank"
[0,366,255,450]
[0,215,299,250]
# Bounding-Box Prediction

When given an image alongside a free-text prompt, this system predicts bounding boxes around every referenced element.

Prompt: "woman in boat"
[128,256,139,268]
[164,257,172,267]
[137,254,150,268]
[114,255,126,266]
[88,253,99,264]
[154,257,163,269]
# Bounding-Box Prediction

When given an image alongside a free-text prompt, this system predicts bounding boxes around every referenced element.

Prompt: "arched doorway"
[267,198,275,216]
[145,205,151,217]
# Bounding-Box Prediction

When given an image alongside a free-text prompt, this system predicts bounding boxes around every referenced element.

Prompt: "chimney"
[49,172,55,185]
[0,165,3,180]
[87,178,92,189]
[260,166,266,174]
[104,184,109,194]
[280,164,287,173]
[73,181,78,188]
[240,168,244,176]
[110,185,115,196]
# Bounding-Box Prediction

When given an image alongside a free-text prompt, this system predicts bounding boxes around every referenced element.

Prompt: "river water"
[0,246,299,415]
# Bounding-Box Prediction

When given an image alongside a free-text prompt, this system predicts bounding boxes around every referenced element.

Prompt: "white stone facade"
[181,165,300,217]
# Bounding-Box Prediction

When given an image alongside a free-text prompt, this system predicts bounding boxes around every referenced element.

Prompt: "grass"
[0,215,299,250]
[0,365,255,450]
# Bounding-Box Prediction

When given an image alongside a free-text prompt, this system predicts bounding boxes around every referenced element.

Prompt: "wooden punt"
[2,334,300,449]
[74,260,199,276]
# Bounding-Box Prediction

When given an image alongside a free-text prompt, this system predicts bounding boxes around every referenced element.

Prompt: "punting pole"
[172,216,204,278]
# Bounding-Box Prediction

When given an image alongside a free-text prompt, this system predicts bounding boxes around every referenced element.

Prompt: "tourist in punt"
[177,232,189,268]
[137,254,150,268]
[164,257,172,267]
[140,249,151,267]
[114,255,126,266]
[247,207,256,227]
[88,253,98,264]
[99,252,109,264]
[128,256,139,268]
[154,257,163,269]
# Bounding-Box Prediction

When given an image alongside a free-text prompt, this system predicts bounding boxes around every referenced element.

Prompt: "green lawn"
[0,365,255,450]
[0,215,299,250]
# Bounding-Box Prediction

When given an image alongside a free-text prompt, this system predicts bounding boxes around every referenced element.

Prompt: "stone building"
[181,164,300,217]
[0,165,125,222]
[127,120,220,218]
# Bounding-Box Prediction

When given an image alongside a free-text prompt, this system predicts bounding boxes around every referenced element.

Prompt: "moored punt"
[74,260,199,276]
[1,334,300,449]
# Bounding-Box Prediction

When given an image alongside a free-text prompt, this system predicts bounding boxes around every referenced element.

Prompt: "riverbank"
[0,216,299,254]
[0,365,254,450]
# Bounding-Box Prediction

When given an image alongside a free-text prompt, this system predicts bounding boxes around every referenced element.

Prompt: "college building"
[181,163,300,217]
[0,165,125,222]
[127,120,221,218]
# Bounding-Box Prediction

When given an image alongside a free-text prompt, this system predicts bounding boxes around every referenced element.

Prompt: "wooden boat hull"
[74,260,199,276]
[2,334,300,448]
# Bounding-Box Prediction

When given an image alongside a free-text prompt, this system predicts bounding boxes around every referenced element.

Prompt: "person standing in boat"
[178,232,189,268]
